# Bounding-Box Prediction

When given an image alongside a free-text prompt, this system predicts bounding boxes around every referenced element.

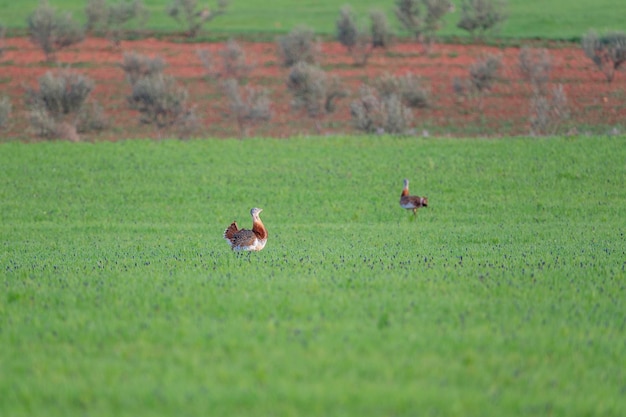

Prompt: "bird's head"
[403,178,409,188]
[250,207,263,217]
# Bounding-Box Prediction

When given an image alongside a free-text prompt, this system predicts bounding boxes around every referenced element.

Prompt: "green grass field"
[1,135,625,416]
[2,0,626,40]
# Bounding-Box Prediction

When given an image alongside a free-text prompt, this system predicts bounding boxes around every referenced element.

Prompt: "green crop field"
[1,135,625,416]
[2,0,626,40]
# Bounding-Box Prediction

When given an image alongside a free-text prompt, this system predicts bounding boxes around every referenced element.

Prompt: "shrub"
[582,30,626,83]
[85,0,149,46]
[519,47,552,93]
[453,54,501,110]
[0,23,5,59]
[222,78,271,138]
[468,53,501,92]
[336,6,359,51]
[277,25,319,67]
[127,73,199,137]
[120,52,166,85]
[529,84,569,136]
[373,72,430,108]
[335,6,374,66]
[0,96,11,130]
[25,70,100,140]
[197,39,253,81]
[456,0,507,39]
[370,9,393,49]
[395,0,454,49]
[76,101,108,133]
[27,0,84,62]
[286,62,347,133]
[166,0,228,38]
[350,85,413,134]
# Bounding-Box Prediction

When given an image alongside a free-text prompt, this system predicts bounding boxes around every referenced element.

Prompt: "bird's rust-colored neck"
[401,187,410,197]
[252,219,267,240]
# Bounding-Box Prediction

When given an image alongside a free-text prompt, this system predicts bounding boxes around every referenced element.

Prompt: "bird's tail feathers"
[223,221,239,239]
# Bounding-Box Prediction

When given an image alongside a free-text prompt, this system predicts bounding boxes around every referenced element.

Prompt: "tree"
[582,30,626,83]
[395,0,454,50]
[457,0,507,39]
[85,0,149,46]
[166,0,228,38]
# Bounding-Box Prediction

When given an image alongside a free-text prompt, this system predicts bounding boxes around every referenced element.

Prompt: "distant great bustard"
[400,178,428,216]
[223,208,268,251]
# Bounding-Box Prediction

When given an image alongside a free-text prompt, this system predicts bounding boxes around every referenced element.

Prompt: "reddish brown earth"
[1,37,625,140]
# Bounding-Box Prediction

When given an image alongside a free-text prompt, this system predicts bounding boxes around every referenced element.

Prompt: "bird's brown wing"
[231,229,258,248]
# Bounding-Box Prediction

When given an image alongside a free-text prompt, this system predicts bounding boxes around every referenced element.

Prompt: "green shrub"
[350,85,413,134]
[395,0,454,49]
[336,6,359,51]
[370,9,393,49]
[27,0,84,62]
[166,0,228,38]
[222,78,271,138]
[0,23,5,59]
[335,6,373,66]
[277,25,319,67]
[457,0,507,39]
[582,30,626,83]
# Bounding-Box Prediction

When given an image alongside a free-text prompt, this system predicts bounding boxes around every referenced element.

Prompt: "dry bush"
[197,39,254,81]
[25,70,104,141]
[77,101,108,133]
[457,0,507,39]
[122,52,199,138]
[529,84,569,136]
[373,73,430,108]
[27,0,84,62]
[519,47,552,93]
[469,54,501,92]
[85,0,149,46]
[127,73,199,138]
[350,85,413,134]
[277,25,320,67]
[120,52,166,85]
[453,54,501,111]
[395,0,454,50]
[286,62,347,133]
[222,79,271,138]
[0,96,11,130]
[166,0,228,38]
[582,30,626,83]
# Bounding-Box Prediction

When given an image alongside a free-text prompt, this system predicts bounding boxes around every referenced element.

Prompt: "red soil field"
[1,37,625,140]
